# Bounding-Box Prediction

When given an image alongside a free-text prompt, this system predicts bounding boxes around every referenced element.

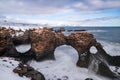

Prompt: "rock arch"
[0,27,120,79]
[28,28,97,68]
[0,27,112,66]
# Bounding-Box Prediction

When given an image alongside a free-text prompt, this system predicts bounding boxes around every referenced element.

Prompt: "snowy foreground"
[0,57,30,80]
[0,45,112,80]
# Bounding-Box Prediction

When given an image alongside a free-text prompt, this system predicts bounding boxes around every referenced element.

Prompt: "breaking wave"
[98,40,120,56]
[88,30,107,33]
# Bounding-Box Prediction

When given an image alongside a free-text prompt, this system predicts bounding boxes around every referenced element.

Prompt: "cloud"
[81,16,120,22]
[0,0,72,15]
[66,16,120,26]
[72,0,120,13]
[0,0,120,15]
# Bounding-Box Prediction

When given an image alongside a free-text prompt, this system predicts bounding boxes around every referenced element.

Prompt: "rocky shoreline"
[0,27,120,80]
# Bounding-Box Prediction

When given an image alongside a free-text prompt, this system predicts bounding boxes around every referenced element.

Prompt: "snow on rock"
[0,57,30,80]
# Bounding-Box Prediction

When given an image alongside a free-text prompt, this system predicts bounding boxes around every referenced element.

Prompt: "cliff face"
[0,27,120,79]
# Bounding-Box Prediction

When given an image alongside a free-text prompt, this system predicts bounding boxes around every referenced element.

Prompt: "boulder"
[13,63,45,80]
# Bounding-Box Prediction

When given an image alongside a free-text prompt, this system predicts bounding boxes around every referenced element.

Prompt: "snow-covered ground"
[0,57,30,80]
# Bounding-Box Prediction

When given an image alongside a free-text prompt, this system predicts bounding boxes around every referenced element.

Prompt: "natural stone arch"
[26,29,97,68]
[1,27,120,79]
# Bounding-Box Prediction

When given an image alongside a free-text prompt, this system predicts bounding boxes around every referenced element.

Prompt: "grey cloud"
[0,0,120,15]
[82,16,120,22]
[70,16,120,23]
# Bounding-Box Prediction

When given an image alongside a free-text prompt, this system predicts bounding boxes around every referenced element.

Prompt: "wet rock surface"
[0,27,120,79]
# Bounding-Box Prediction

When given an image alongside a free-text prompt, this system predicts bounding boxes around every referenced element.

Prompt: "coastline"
[0,26,120,80]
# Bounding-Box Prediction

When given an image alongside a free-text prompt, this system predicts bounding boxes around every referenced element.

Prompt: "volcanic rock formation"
[0,27,120,79]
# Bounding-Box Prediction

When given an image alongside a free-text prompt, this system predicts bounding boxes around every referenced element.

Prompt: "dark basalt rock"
[97,62,116,79]
[85,78,93,80]
[73,29,86,32]
[13,63,45,80]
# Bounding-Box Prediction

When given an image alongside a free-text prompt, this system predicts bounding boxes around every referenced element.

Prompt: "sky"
[0,0,120,26]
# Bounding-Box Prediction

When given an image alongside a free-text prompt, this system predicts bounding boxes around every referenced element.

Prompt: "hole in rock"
[61,31,72,36]
[54,45,79,64]
[90,46,98,54]
[15,44,31,53]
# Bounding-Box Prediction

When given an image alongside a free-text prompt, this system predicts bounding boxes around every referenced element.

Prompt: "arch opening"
[54,45,79,64]
[90,46,98,54]
[15,44,31,53]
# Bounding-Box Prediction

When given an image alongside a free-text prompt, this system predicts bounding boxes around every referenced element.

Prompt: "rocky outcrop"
[0,27,18,57]
[0,27,120,79]
[12,30,31,46]
[30,28,56,61]
[66,32,96,67]
[13,63,45,80]
[29,28,66,61]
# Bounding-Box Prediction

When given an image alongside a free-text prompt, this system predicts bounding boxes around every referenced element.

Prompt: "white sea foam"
[28,45,109,80]
[88,30,107,33]
[15,44,31,53]
[98,40,120,56]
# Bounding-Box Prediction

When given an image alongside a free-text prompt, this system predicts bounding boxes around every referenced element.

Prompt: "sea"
[0,26,120,80]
